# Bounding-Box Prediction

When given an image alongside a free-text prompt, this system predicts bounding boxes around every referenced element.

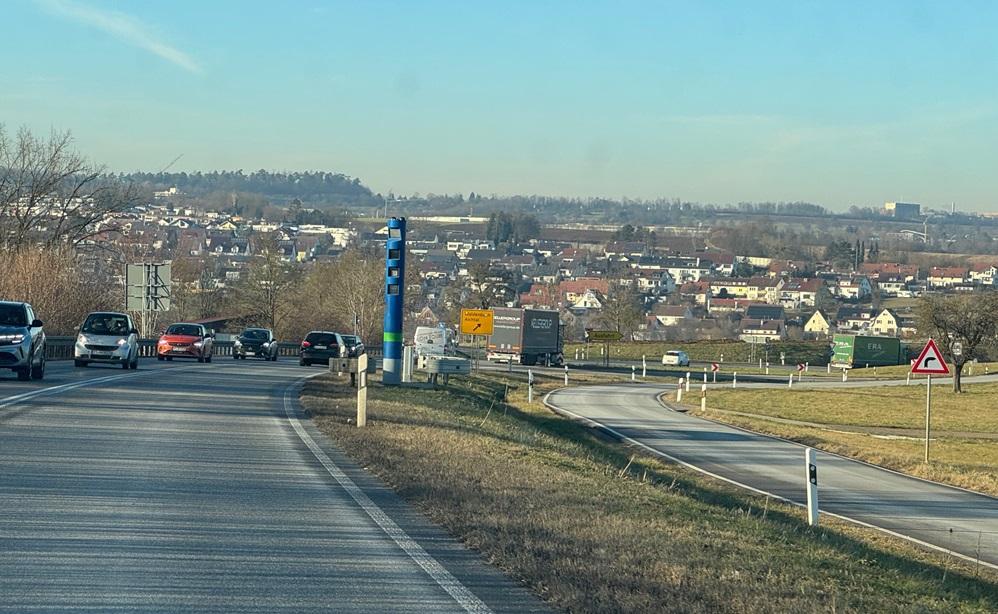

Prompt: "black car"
[233,328,279,361]
[0,301,46,381]
[341,334,365,357]
[299,330,345,366]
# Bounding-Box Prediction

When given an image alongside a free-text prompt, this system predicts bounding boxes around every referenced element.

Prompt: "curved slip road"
[0,359,545,613]
[546,383,998,569]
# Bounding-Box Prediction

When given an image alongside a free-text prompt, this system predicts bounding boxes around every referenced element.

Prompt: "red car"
[156,323,214,363]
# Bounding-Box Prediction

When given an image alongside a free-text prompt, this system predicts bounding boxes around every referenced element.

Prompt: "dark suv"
[233,328,279,361]
[341,334,365,357]
[299,331,345,366]
[0,301,46,381]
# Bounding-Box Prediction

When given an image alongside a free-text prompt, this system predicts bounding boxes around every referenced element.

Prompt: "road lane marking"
[0,365,189,412]
[282,376,493,614]
[544,387,998,572]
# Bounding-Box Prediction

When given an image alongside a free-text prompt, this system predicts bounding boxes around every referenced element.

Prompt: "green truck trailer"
[831,334,905,368]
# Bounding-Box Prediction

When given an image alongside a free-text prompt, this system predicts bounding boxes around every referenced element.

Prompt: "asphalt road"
[546,384,998,569]
[0,359,545,613]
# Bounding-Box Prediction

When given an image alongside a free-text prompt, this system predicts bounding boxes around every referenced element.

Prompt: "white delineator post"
[685,373,691,392]
[528,369,534,404]
[805,447,819,526]
[631,365,636,382]
[676,378,684,402]
[564,364,569,386]
[842,368,848,382]
[357,353,369,428]
[700,383,707,412]
[906,371,911,385]
[826,363,831,374]
[765,362,770,375]
[642,355,647,379]
[788,373,793,389]
[732,372,737,388]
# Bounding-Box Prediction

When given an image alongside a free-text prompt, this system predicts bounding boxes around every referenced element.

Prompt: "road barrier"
[43,337,383,361]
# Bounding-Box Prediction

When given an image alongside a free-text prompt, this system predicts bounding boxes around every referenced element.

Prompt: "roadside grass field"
[301,371,998,613]
[698,383,998,496]
[564,339,831,365]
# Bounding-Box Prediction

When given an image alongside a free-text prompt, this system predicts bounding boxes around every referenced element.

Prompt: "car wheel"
[31,357,45,380]
[299,358,309,367]
[166,356,173,361]
[130,357,138,370]
[157,355,164,361]
[206,354,212,363]
[233,354,239,360]
[121,357,130,369]
[16,367,30,381]
[75,359,87,368]
[197,354,205,363]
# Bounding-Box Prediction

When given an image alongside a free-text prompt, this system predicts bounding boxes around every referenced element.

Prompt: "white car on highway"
[661,350,690,367]
[75,311,139,369]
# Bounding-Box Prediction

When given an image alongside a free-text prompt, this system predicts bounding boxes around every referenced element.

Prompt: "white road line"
[283,376,493,614]
[0,365,189,411]
[543,389,998,572]
[0,373,136,409]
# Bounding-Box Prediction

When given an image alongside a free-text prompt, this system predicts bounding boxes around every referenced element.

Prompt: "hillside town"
[73,188,998,345]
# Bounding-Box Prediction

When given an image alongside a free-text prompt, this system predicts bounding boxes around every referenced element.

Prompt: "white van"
[661,350,690,367]
[413,326,454,357]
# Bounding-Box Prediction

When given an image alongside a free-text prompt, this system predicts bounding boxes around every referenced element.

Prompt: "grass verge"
[695,384,998,496]
[301,371,998,613]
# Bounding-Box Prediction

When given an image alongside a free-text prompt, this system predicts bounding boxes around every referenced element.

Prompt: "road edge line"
[282,375,494,614]
[542,388,998,573]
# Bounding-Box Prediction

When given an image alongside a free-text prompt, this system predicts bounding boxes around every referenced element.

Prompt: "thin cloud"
[36,0,201,73]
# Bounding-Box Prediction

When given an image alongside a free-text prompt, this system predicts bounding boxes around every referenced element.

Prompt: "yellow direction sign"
[460,308,494,336]
[587,330,623,342]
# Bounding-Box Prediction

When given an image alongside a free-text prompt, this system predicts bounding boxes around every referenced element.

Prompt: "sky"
[3,1,997,211]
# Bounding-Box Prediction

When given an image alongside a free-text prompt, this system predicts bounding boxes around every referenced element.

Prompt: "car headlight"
[77,334,88,345]
[0,333,26,344]
[234,340,242,347]
[194,341,203,348]
[117,338,127,346]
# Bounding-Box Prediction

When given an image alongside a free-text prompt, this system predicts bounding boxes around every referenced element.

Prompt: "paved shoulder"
[546,384,998,569]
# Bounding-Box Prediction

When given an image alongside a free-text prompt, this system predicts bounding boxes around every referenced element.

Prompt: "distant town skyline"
[3,1,997,211]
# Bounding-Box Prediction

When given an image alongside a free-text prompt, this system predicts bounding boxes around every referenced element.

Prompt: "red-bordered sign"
[711,362,719,372]
[797,363,805,372]
[911,339,950,375]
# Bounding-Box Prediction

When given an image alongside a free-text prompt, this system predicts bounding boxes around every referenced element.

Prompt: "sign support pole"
[924,374,931,463]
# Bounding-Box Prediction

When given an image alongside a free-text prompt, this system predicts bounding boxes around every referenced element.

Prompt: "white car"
[75,311,139,369]
[661,350,690,367]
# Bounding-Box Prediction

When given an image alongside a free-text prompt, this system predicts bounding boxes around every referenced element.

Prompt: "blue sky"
[3,1,997,211]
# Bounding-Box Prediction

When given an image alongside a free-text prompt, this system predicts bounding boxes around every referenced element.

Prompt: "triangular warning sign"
[911,339,950,375]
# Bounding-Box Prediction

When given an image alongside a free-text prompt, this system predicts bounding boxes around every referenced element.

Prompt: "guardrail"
[44,337,383,361]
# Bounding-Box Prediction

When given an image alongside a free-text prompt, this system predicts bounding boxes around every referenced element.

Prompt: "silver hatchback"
[75,312,139,369]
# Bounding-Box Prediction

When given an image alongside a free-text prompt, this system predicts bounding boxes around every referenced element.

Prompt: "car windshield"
[166,324,202,337]
[82,313,130,336]
[0,304,27,327]
[242,329,269,340]
[305,332,338,346]
[667,351,680,356]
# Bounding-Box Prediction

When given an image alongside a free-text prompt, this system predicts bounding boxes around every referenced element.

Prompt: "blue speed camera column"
[382,217,406,385]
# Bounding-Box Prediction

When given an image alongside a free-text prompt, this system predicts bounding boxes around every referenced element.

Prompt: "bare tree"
[171,257,223,320]
[0,126,139,250]
[0,247,119,334]
[230,236,303,337]
[917,293,998,393]
[595,283,644,340]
